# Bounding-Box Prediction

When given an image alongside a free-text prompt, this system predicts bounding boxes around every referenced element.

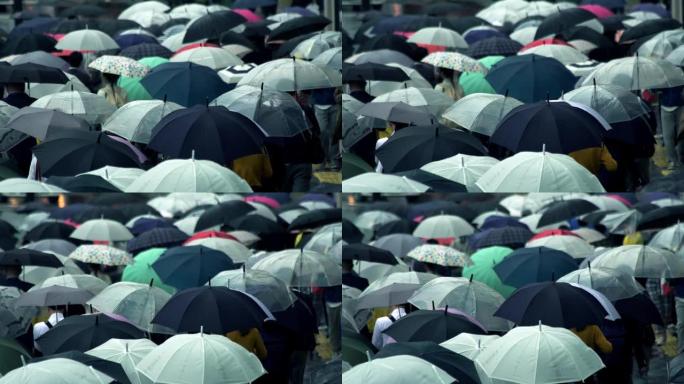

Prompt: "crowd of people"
[0,193,342,383]
[342,0,684,193]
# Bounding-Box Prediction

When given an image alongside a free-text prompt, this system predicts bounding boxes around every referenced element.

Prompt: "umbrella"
[6,107,89,142]
[408,27,468,49]
[0,63,68,84]
[579,56,684,91]
[170,46,242,70]
[562,84,650,124]
[408,276,510,332]
[421,51,487,73]
[31,91,116,125]
[346,49,415,67]
[121,248,175,294]
[374,341,480,384]
[211,85,308,138]
[535,7,599,39]
[494,281,608,328]
[269,15,330,42]
[147,105,264,164]
[50,175,120,192]
[638,205,684,230]
[22,239,76,257]
[140,62,231,106]
[519,44,589,65]
[468,226,534,250]
[485,54,577,103]
[494,247,578,288]
[0,287,37,338]
[61,4,106,17]
[126,227,188,253]
[342,243,397,265]
[24,221,75,242]
[237,58,341,92]
[371,234,422,259]
[208,269,295,312]
[288,208,340,231]
[383,309,487,343]
[370,87,453,116]
[251,249,340,287]
[649,223,684,252]
[88,55,150,78]
[35,313,145,355]
[0,249,61,267]
[466,37,522,59]
[591,245,684,278]
[413,214,475,240]
[441,93,523,137]
[421,155,499,192]
[151,245,234,290]
[194,201,255,231]
[342,63,410,83]
[119,43,172,60]
[343,355,454,384]
[343,173,431,193]
[354,271,437,309]
[55,29,119,52]
[0,358,114,384]
[185,237,251,263]
[151,286,268,334]
[14,286,92,307]
[102,99,183,145]
[0,338,30,375]
[440,333,500,361]
[119,1,170,19]
[476,151,606,192]
[11,51,69,71]
[474,324,604,384]
[538,199,600,227]
[87,282,170,332]
[619,18,681,43]
[557,266,644,301]
[37,274,108,296]
[183,10,247,42]
[356,102,433,125]
[406,244,470,267]
[69,245,132,266]
[526,235,595,259]
[666,45,684,67]
[85,338,156,384]
[70,217,133,241]
[0,33,56,56]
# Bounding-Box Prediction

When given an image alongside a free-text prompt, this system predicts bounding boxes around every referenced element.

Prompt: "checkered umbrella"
[468,227,534,250]
[126,227,189,254]
[119,43,173,60]
[466,37,522,59]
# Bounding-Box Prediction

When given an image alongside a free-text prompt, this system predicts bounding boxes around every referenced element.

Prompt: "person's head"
[388,121,409,133]
[0,265,21,278]
[426,238,439,244]
[342,259,353,272]
[101,72,120,86]
[437,68,457,83]
[5,83,24,94]
[348,80,366,91]
[65,51,83,68]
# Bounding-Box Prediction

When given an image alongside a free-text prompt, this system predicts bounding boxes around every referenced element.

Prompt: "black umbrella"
[183,10,247,42]
[268,15,330,42]
[59,4,106,18]
[342,63,410,82]
[45,175,121,193]
[119,43,173,60]
[374,219,416,238]
[490,101,607,154]
[494,282,608,328]
[374,341,481,384]
[24,221,75,243]
[466,37,522,59]
[560,26,614,50]
[613,292,663,325]
[288,208,341,231]
[619,18,681,43]
[33,131,141,177]
[376,124,488,172]
[148,105,265,165]
[31,351,131,384]
[393,169,467,192]
[383,309,487,343]
[6,107,90,142]
[35,313,145,355]
[71,205,127,223]
[356,102,434,125]
[126,227,189,254]
[152,286,269,334]
[152,245,235,290]
[537,199,600,227]
[343,243,397,265]
[0,63,68,84]
[0,249,62,267]
[0,33,56,55]
[535,8,597,39]
[637,205,684,230]
[14,286,93,306]
[229,215,289,250]
[467,226,533,250]
[195,200,257,231]
[219,31,258,51]
[342,218,364,243]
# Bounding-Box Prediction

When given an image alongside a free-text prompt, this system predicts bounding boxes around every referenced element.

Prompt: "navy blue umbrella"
[613,292,663,325]
[232,0,277,7]
[468,226,533,250]
[485,54,576,103]
[148,105,265,165]
[140,62,231,107]
[130,217,175,235]
[151,245,235,290]
[480,216,528,230]
[494,247,578,288]
[464,28,507,45]
[490,100,607,154]
[629,3,669,18]
[114,33,158,49]
[9,17,59,38]
[466,37,522,59]
[126,227,189,254]
[152,286,269,334]
[494,281,607,328]
[119,42,172,60]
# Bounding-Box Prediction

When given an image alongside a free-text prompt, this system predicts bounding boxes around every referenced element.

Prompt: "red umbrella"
[529,229,580,241]
[520,38,572,52]
[578,5,614,19]
[185,230,238,243]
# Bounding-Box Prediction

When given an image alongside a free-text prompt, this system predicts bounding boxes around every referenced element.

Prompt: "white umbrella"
[31,91,116,125]
[343,173,430,193]
[223,44,252,58]
[86,338,157,384]
[81,166,145,191]
[579,56,684,90]
[666,45,684,67]
[421,51,487,73]
[440,333,500,360]
[366,62,431,97]
[570,283,621,320]
[125,158,253,193]
[441,93,523,137]
[135,333,266,384]
[475,324,604,384]
[161,31,206,52]
[510,26,538,45]
[476,7,525,26]
[343,355,455,384]
[122,10,171,28]
[312,47,342,71]
[599,210,641,235]
[171,46,243,70]
[69,244,132,266]
[572,227,607,244]
[413,214,475,239]
[519,44,589,65]
[562,84,650,124]
[185,238,252,263]
[475,151,606,192]
[421,154,499,192]
[0,178,65,193]
[26,72,90,99]
[102,100,184,144]
[636,29,684,59]
[371,86,454,116]
[649,223,684,252]
[55,29,119,52]
[408,26,468,49]
[0,358,113,384]
[37,274,108,295]
[354,259,410,284]
[237,58,342,92]
[591,245,684,278]
[88,55,150,77]
[20,253,84,285]
[70,218,134,242]
[168,4,207,19]
[251,249,341,287]
[119,1,170,20]
[207,269,296,312]
[526,235,595,259]
[291,34,337,60]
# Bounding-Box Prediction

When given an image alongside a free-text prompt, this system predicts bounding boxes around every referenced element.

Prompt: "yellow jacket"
[226,328,268,359]
[571,325,613,353]
[232,152,273,188]
[569,146,617,175]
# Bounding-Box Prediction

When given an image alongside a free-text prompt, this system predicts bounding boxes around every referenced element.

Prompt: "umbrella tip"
[191,150,195,160]
[444,304,448,314]
[469,273,473,283]
[200,325,204,335]
[149,278,154,287]
[431,300,435,310]
[542,143,546,154]
[539,320,542,331]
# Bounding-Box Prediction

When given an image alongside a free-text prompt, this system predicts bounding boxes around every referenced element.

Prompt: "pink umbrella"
[579,4,614,19]
[244,195,280,209]
[232,9,262,23]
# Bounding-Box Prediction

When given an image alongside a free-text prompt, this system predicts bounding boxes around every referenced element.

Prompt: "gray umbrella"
[441,93,523,136]
[0,286,37,338]
[372,234,423,260]
[5,107,90,141]
[579,56,684,90]
[563,84,650,124]
[357,101,434,125]
[346,49,415,67]
[666,45,684,67]
[11,51,69,71]
[15,285,93,307]
[22,239,77,256]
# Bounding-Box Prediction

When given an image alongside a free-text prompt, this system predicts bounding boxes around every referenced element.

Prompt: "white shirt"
[371,307,406,349]
[375,137,389,173]
[33,312,64,351]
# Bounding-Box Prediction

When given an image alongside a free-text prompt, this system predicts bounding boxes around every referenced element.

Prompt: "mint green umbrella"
[0,338,29,375]
[462,246,515,298]
[459,56,503,96]
[118,57,169,101]
[121,248,175,294]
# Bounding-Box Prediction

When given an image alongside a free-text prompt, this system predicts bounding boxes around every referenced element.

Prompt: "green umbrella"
[87,282,171,332]
[118,56,169,101]
[0,358,113,384]
[86,338,156,384]
[121,248,175,294]
[461,246,515,298]
[459,55,503,96]
[0,338,30,375]
[342,330,374,366]
[342,153,374,180]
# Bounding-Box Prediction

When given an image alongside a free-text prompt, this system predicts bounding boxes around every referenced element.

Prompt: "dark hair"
[102,72,120,86]
[65,51,83,68]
